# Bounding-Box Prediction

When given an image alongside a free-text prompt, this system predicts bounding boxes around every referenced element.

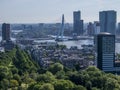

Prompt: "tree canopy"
[0,47,120,90]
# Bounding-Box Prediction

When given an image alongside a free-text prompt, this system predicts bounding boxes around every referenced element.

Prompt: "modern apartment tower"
[73,11,83,36]
[1,23,14,51]
[94,21,100,35]
[95,32,115,72]
[99,10,116,35]
[87,22,94,36]
[117,23,120,35]
[2,23,11,41]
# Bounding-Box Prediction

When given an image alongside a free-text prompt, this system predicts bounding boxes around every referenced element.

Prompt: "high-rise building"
[73,11,83,36]
[95,32,115,72]
[94,21,100,35]
[87,22,94,36]
[1,23,14,51]
[2,23,11,41]
[99,10,116,35]
[116,23,120,36]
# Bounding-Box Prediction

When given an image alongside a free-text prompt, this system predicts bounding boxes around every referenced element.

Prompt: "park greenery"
[0,47,120,90]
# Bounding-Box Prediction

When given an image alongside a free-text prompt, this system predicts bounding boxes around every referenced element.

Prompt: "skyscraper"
[99,10,116,35]
[94,21,100,35]
[87,22,94,36]
[73,11,83,36]
[116,23,120,36]
[2,23,11,41]
[95,32,115,72]
[1,23,14,51]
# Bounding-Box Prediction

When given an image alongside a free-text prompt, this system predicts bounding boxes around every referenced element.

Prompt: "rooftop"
[98,32,111,35]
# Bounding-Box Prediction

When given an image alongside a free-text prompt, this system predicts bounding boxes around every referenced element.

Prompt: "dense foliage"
[0,48,120,90]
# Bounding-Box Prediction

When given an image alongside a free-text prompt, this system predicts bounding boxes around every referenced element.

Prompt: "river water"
[58,40,93,49]
[0,36,119,53]
[59,40,120,53]
[34,39,120,53]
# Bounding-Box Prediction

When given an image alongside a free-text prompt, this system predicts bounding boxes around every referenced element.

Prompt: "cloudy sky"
[0,0,120,23]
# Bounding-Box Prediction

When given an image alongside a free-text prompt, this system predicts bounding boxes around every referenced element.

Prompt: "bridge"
[55,14,65,41]
[69,36,94,40]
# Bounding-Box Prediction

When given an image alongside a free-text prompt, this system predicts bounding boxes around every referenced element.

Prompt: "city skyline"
[0,0,120,23]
